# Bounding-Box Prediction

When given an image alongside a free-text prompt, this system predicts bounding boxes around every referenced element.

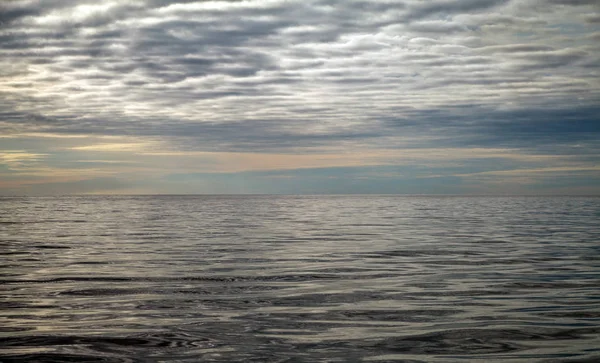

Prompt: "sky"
[1,0,599,195]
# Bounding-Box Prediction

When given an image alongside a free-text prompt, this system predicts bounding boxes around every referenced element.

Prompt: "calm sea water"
[1,195,600,362]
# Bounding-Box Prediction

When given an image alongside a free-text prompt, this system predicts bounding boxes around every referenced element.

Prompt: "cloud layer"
[1,0,599,194]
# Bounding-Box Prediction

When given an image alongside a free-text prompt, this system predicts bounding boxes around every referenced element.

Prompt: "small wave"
[0,332,218,350]
[0,353,134,362]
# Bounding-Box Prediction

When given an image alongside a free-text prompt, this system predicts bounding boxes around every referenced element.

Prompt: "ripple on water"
[1,195,599,362]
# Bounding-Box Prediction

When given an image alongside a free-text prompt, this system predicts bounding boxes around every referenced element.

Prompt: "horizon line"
[2,193,599,197]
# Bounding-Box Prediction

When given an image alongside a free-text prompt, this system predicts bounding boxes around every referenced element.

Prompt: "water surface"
[1,195,599,362]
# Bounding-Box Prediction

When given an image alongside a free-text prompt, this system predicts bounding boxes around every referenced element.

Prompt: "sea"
[1,195,599,362]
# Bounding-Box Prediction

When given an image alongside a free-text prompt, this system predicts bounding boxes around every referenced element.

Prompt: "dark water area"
[1,195,600,362]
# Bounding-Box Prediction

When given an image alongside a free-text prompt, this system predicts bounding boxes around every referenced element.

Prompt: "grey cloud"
[0,0,81,27]
[456,13,548,27]
[145,0,203,6]
[479,44,555,53]
[407,20,468,34]
[0,0,598,160]
[379,105,600,154]
[510,49,588,71]
[546,0,600,5]
[405,0,510,20]
[0,6,39,27]
[585,14,600,23]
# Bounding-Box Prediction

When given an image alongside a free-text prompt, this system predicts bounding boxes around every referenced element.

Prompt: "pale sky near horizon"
[1,0,599,195]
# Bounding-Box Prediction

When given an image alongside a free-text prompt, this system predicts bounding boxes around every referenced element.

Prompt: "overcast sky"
[1,0,599,195]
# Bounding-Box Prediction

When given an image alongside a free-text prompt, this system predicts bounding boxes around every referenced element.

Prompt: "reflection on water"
[1,195,599,362]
